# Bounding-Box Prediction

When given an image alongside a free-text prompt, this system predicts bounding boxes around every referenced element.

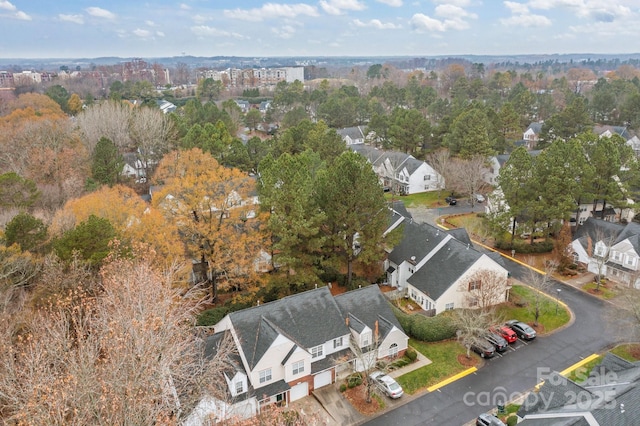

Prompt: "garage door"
[314,371,332,389]
[289,382,308,402]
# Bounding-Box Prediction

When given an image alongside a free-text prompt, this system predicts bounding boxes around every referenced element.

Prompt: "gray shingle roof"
[349,144,383,164]
[336,126,365,141]
[573,217,624,252]
[518,353,640,426]
[407,237,482,299]
[334,284,404,340]
[228,285,404,371]
[387,220,449,266]
[229,287,347,370]
[404,157,425,175]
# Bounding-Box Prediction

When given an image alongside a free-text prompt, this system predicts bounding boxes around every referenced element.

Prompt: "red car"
[490,325,517,343]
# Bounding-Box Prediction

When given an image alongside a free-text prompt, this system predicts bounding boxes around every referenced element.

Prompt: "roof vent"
[467,243,470,250]
[411,256,416,262]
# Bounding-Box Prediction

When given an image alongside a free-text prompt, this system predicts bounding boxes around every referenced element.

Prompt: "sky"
[1,0,640,59]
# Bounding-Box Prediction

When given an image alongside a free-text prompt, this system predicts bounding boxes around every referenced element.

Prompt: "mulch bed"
[457,354,480,368]
[342,385,381,415]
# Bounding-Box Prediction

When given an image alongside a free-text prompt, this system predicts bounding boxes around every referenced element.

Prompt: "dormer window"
[235,380,244,394]
[361,332,371,347]
[311,345,324,359]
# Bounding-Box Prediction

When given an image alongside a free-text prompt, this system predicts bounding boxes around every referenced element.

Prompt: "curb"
[534,353,600,390]
[427,367,478,392]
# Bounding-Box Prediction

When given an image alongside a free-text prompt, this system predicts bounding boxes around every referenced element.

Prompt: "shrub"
[506,415,518,426]
[405,347,418,361]
[196,307,229,326]
[339,383,347,392]
[347,373,362,388]
[390,357,409,369]
[392,306,456,341]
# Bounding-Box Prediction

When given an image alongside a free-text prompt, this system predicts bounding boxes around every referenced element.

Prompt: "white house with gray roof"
[188,285,408,423]
[336,126,367,145]
[349,145,443,194]
[571,217,640,288]
[385,215,509,315]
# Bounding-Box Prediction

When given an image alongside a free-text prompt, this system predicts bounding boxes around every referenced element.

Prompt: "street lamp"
[555,289,561,314]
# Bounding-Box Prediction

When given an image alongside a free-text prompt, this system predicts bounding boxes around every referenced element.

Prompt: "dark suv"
[484,332,508,352]
[470,339,496,358]
[445,196,457,205]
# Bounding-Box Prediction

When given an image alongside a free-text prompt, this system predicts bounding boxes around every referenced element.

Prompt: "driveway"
[362,199,632,426]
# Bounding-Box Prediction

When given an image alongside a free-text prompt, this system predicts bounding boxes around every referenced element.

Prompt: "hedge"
[392,306,457,342]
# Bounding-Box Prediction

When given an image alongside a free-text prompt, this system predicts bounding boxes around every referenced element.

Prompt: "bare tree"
[586,228,617,292]
[129,106,176,179]
[0,254,234,425]
[449,154,488,210]
[461,268,509,310]
[349,321,384,404]
[76,100,133,153]
[453,308,499,357]
[426,148,451,198]
[523,258,557,326]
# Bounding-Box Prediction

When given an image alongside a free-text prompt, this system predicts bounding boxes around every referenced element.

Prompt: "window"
[235,380,244,394]
[362,332,371,347]
[311,345,323,359]
[423,175,431,181]
[595,244,605,256]
[445,302,454,311]
[468,280,481,291]
[259,369,272,384]
[333,337,343,349]
[613,251,622,261]
[292,360,304,375]
[626,256,635,266]
[388,343,398,358]
[469,298,479,307]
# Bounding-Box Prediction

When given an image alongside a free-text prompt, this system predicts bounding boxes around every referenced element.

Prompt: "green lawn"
[385,191,443,208]
[495,285,571,333]
[445,213,493,240]
[565,356,603,383]
[581,282,617,299]
[611,343,640,361]
[396,339,472,394]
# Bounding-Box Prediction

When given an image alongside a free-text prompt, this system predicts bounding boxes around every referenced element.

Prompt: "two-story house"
[571,217,640,288]
[522,121,543,149]
[186,285,408,423]
[385,213,509,315]
[336,126,367,146]
[349,145,443,194]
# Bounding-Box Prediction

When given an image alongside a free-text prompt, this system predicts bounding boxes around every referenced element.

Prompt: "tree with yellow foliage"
[153,149,265,298]
[51,185,184,266]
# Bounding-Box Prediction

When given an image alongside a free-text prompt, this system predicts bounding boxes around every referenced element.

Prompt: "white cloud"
[180,3,191,10]
[377,0,403,6]
[133,29,151,37]
[410,13,446,31]
[319,0,366,15]
[435,4,477,19]
[191,25,247,39]
[504,1,529,14]
[156,31,165,37]
[353,18,400,29]
[145,20,155,27]
[59,14,84,24]
[14,10,30,20]
[224,3,319,21]
[527,0,582,9]
[272,25,296,39]
[85,7,116,19]
[501,13,552,26]
[0,0,16,11]
[432,0,471,6]
[192,14,209,24]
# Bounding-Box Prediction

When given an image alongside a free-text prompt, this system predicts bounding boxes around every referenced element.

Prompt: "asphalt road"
[363,257,625,426]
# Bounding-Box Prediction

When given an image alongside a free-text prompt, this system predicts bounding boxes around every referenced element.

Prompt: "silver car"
[369,371,404,399]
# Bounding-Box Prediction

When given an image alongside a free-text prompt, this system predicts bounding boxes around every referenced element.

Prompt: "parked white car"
[369,371,404,399]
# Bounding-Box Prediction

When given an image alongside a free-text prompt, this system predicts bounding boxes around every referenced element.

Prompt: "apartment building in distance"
[199,66,304,88]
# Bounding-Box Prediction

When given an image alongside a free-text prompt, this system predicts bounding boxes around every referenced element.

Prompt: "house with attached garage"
[349,145,443,194]
[336,126,367,146]
[571,217,640,289]
[186,285,408,424]
[385,211,509,315]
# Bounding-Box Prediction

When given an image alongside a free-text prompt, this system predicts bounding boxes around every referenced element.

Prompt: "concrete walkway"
[387,351,432,378]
